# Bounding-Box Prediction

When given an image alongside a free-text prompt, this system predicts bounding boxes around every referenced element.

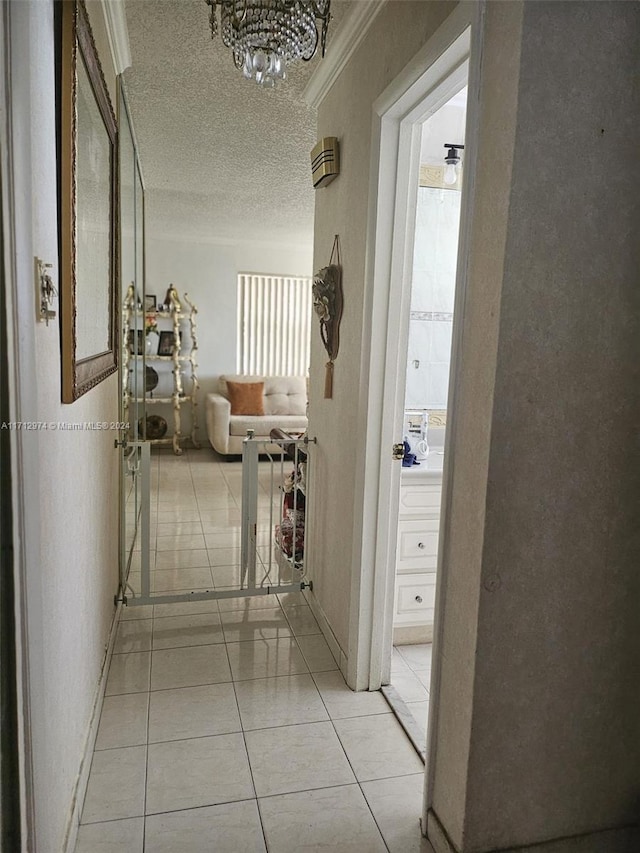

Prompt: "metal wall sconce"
[311,137,340,188]
[36,257,57,325]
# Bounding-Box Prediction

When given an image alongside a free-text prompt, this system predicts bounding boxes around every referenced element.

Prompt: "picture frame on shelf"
[127,329,144,356]
[158,330,180,356]
[144,294,157,311]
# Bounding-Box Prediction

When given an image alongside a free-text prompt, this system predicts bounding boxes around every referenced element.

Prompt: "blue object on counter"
[402,439,420,467]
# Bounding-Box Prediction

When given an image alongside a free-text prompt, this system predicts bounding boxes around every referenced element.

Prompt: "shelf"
[272,540,304,571]
[126,310,183,318]
[281,483,306,498]
[268,429,308,463]
[123,289,200,455]
[133,395,192,403]
[143,354,191,362]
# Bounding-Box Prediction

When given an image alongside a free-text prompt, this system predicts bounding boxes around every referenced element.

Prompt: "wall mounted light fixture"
[311,137,340,188]
[443,143,464,185]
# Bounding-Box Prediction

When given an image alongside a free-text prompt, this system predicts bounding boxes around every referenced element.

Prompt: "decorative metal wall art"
[312,235,343,398]
[36,257,57,325]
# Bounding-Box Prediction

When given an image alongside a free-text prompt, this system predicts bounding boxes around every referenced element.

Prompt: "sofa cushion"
[218,374,307,416]
[229,414,308,437]
[227,380,265,416]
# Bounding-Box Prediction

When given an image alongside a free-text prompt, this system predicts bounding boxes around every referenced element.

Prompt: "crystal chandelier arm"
[311,0,331,57]
[205,0,218,37]
[230,0,249,26]
[310,0,330,16]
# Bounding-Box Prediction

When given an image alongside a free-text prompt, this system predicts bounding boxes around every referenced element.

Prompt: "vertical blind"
[237,273,312,375]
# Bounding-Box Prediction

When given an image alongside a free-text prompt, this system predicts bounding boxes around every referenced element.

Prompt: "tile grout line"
[77,771,424,830]
[224,630,271,852]
[92,696,402,753]
[141,676,151,850]
[187,450,205,541]
[307,668,392,852]
[221,581,377,849]
[390,643,432,737]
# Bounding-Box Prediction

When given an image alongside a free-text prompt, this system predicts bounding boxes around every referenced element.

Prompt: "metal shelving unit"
[123,286,200,455]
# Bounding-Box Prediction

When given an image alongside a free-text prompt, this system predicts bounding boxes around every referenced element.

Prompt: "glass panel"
[404,87,467,421]
[404,186,461,411]
[75,52,111,359]
[119,84,146,595]
[134,160,145,447]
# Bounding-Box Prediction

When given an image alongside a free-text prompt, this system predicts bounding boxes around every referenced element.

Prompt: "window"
[237,273,312,375]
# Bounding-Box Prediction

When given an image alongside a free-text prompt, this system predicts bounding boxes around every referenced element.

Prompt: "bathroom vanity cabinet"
[393,461,443,643]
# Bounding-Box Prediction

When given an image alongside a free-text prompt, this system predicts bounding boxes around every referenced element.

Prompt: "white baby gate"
[120,434,313,608]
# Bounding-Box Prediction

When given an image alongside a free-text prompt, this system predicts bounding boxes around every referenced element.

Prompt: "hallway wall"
[8,3,120,851]
[308,0,457,668]
[428,1,640,850]
[310,0,639,849]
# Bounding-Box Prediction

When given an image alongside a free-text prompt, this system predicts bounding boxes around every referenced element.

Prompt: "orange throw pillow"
[226,381,265,416]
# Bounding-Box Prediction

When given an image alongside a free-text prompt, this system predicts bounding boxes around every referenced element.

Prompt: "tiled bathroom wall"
[405,186,461,410]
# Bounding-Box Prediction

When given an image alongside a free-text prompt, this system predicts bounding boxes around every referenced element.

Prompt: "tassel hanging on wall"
[312,235,343,399]
[324,359,334,398]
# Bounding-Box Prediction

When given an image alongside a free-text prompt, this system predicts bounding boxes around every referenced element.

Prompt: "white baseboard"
[426,810,458,853]
[304,585,346,676]
[62,600,122,853]
[426,809,640,853]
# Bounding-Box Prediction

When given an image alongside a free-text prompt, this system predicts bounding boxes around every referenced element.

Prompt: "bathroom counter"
[401,451,445,480]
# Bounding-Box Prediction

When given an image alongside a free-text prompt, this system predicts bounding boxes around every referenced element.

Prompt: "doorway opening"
[383,86,468,757]
[350,13,484,822]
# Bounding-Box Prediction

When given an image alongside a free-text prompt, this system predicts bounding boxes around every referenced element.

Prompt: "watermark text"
[1,421,129,431]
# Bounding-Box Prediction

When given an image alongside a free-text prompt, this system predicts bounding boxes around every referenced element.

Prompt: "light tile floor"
[391,643,432,743]
[76,448,430,852]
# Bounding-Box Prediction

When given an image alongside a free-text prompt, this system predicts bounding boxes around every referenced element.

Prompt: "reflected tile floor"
[389,644,432,751]
[83,449,428,852]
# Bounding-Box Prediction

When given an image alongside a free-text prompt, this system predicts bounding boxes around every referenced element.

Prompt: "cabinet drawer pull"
[417,542,425,549]
[415,595,423,604]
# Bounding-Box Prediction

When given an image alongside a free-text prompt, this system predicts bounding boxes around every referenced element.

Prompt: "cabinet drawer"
[394,575,436,626]
[397,519,439,572]
[399,483,442,517]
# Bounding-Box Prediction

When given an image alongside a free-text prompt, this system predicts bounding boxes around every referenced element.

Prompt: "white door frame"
[347,0,485,698]
[1,1,43,848]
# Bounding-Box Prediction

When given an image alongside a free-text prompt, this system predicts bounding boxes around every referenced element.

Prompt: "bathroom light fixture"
[443,143,464,185]
[205,0,331,87]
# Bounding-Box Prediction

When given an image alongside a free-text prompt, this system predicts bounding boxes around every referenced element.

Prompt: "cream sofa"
[205,374,308,456]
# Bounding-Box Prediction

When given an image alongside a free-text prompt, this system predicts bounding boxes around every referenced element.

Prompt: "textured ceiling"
[123,0,347,246]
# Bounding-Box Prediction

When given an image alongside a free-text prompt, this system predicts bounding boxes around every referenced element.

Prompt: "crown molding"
[303,0,387,108]
[101,0,131,75]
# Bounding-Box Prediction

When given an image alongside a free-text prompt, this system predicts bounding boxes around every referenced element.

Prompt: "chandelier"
[205,0,331,87]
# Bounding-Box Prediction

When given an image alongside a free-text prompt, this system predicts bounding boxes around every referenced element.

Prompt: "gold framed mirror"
[60,0,117,402]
